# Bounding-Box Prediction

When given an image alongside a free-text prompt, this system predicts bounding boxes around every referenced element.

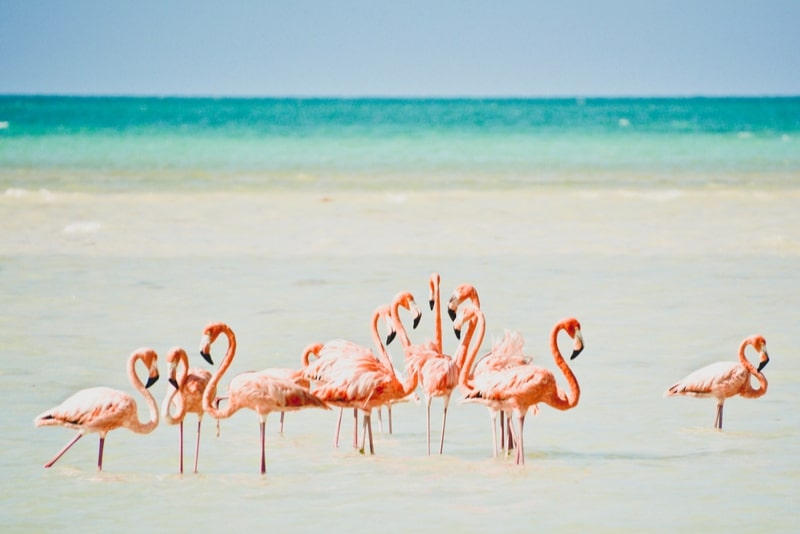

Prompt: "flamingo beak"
[454,327,462,340]
[570,329,585,360]
[413,312,421,329]
[168,361,179,389]
[386,330,397,345]
[429,299,435,311]
[199,334,214,364]
[146,372,160,389]
[757,349,770,372]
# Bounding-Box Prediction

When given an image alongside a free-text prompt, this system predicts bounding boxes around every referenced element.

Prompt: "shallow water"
[3,187,799,532]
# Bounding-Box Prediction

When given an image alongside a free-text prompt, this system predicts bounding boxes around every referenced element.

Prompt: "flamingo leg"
[259,419,267,475]
[43,432,84,468]
[377,408,384,433]
[193,417,202,474]
[506,412,515,454]
[715,402,724,430]
[388,405,393,435]
[489,410,498,458]
[439,394,451,455]
[352,408,359,449]
[426,397,432,455]
[499,411,505,451]
[179,420,185,474]
[333,408,344,448]
[279,412,285,434]
[97,436,106,471]
[509,414,526,465]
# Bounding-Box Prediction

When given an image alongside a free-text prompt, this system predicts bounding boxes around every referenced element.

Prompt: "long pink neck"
[432,275,443,354]
[372,308,397,377]
[457,313,485,391]
[202,325,238,418]
[392,299,413,349]
[127,353,159,434]
[161,353,189,424]
[547,323,580,410]
[738,338,768,398]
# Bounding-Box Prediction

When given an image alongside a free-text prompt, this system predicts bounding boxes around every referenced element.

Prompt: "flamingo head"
[453,303,481,340]
[448,283,479,321]
[136,347,160,389]
[200,321,226,365]
[165,346,187,389]
[428,272,440,311]
[393,291,422,329]
[560,318,584,360]
[750,335,769,372]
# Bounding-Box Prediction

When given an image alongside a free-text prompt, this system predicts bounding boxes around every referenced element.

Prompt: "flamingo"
[400,274,460,455]
[199,321,329,474]
[456,306,585,465]
[664,334,769,429]
[34,347,160,471]
[161,346,213,474]
[446,282,523,453]
[302,305,419,455]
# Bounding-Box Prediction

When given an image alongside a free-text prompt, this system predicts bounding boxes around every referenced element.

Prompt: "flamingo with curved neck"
[200,321,328,474]
[665,334,769,429]
[457,307,585,465]
[161,346,213,474]
[447,283,481,321]
[34,347,160,471]
[303,305,419,455]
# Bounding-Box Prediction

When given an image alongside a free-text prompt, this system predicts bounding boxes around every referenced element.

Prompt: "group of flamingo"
[34,272,771,474]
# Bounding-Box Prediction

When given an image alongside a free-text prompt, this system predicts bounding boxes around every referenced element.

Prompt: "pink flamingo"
[199,321,329,474]
[446,282,524,453]
[400,274,460,455]
[456,306,585,465]
[303,305,419,455]
[34,347,160,471]
[254,345,317,435]
[161,346,213,474]
[665,334,769,429]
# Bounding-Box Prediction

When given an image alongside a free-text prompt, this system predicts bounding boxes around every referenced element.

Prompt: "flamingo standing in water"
[400,274,460,455]
[34,347,160,471]
[303,304,419,455]
[199,321,329,474]
[161,346,213,474]
[456,306,585,465]
[446,282,526,454]
[665,334,769,429]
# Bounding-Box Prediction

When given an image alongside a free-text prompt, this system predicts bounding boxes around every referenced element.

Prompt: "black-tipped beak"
[200,351,214,365]
[570,345,584,360]
[169,377,179,389]
[454,327,461,340]
[146,374,159,389]
[413,314,421,329]
[386,331,397,345]
[429,299,434,311]
[448,308,457,321]
[757,355,769,372]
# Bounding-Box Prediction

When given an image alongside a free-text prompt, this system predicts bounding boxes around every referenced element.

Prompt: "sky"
[1,0,799,97]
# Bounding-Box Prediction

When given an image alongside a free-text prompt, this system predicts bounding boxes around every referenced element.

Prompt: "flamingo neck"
[738,338,768,398]
[161,354,189,424]
[128,353,159,433]
[372,309,397,377]
[548,323,580,410]
[432,276,443,354]
[202,325,237,418]
[457,314,484,391]
[392,299,413,349]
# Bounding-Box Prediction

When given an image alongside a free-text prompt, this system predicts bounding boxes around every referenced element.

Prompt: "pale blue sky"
[1,0,798,97]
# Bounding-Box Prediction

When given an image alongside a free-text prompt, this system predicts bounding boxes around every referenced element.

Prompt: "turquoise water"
[1,96,799,191]
[2,96,799,532]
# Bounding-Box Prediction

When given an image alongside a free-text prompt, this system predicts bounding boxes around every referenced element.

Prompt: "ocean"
[1,96,799,532]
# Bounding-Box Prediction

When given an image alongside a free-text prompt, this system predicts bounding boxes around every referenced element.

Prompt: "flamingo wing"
[34,387,135,432]
[666,361,748,398]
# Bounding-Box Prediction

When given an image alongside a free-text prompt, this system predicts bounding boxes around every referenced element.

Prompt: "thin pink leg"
[333,408,344,448]
[439,394,451,455]
[259,420,266,474]
[193,418,202,474]
[279,412,285,434]
[43,432,83,468]
[426,398,432,455]
[97,436,106,471]
[388,405,393,434]
[352,408,358,449]
[178,421,184,474]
